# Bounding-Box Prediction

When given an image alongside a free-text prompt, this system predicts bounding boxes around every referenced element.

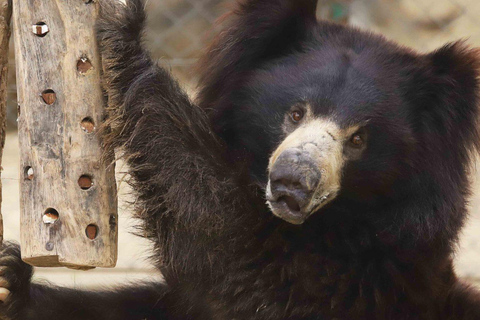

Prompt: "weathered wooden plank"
[0,0,11,247]
[14,0,117,269]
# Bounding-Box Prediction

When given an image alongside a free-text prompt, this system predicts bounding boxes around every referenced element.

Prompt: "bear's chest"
[209,243,443,320]
[212,252,359,319]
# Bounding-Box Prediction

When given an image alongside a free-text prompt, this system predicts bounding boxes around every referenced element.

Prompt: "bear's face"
[228,48,417,224]
[266,107,367,224]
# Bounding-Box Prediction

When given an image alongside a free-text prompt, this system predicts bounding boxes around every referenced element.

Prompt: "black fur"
[1,0,480,319]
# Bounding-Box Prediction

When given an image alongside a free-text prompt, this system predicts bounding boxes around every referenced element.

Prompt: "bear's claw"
[0,287,10,302]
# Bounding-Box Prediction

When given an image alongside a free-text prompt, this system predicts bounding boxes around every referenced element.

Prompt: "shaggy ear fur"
[420,42,480,158]
[196,0,318,111]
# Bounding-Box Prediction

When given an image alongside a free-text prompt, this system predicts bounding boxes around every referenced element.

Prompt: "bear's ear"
[427,41,479,97]
[196,0,318,110]
[417,42,480,153]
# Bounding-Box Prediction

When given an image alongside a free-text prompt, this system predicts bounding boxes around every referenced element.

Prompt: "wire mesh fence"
[6,0,480,127]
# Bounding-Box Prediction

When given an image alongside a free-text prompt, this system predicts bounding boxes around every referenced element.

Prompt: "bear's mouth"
[267,195,304,225]
[267,191,332,225]
[279,196,301,212]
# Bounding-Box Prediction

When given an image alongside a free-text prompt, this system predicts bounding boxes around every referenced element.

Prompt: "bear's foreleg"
[0,243,171,320]
[97,0,256,277]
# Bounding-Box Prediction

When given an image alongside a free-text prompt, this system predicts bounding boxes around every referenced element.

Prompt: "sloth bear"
[1,0,480,319]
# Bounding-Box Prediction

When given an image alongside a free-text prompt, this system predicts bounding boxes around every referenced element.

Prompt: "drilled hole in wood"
[78,175,94,190]
[25,167,34,180]
[43,208,59,224]
[45,242,54,251]
[109,215,117,227]
[41,89,56,105]
[32,22,49,37]
[86,224,98,240]
[81,117,95,133]
[77,57,93,74]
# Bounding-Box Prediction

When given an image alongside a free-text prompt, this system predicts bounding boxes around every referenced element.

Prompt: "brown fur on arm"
[444,280,480,319]
[96,0,255,276]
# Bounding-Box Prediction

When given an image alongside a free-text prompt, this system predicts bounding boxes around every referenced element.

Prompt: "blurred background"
[3,0,480,288]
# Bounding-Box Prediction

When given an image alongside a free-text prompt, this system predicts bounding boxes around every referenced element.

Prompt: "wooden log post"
[13,0,118,269]
[0,0,11,246]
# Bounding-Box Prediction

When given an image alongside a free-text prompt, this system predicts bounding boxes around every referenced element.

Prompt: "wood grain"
[0,0,11,247]
[14,0,118,269]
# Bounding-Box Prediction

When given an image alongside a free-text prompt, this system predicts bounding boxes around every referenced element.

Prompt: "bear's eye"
[290,110,304,123]
[350,134,364,147]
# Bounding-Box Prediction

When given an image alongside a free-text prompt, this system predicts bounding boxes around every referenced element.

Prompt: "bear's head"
[197,1,480,237]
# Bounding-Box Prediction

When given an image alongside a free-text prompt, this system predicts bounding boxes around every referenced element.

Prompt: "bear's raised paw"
[0,243,33,317]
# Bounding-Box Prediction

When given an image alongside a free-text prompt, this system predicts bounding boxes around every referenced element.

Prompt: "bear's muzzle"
[266,119,344,224]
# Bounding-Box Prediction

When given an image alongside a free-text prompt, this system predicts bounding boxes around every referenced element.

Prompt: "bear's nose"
[268,149,322,212]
